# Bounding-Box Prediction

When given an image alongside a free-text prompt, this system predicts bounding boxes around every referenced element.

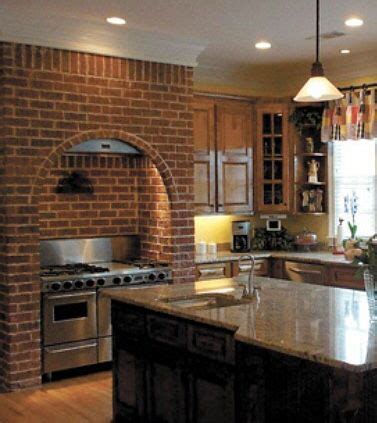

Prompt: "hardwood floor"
[0,371,112,423]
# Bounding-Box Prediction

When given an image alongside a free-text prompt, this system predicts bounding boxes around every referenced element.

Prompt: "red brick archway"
[31,129,180,203]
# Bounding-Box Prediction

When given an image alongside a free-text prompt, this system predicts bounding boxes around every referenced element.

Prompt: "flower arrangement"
[344,192,358,239]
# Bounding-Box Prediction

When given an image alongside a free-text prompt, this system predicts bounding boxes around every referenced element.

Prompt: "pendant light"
[294,0,343,102]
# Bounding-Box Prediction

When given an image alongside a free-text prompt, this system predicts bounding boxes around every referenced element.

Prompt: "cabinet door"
[194,100,216,214]
[113,348,146,422]
[146,347,187,423]
[216,102,253,214]
[256,104,290,212]
[187,357,235,423]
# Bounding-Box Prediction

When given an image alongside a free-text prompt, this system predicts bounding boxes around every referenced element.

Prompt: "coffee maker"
[231,221,251,252]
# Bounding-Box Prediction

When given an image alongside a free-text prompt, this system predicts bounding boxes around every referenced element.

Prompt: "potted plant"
[289,108,323,134]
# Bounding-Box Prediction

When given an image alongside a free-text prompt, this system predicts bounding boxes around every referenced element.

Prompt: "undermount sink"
[157,293,254,310]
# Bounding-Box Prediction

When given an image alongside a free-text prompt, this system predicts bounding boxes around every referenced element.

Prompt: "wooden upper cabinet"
[255,104,291,213]
[216,101,253,214]
[193,99,216,214]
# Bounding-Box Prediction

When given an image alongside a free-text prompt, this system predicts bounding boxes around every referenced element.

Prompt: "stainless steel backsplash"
[40,236,140,266]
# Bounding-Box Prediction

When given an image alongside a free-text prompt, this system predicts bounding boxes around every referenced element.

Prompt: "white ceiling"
[1,0,377,95]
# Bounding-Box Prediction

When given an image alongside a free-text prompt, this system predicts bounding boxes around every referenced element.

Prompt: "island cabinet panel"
[112,301,238,423]
[194,100,216,214]
[187,357,235,423]
[145,345,187,423]
[114,349,146,421]
[188,324,235,364]
[236,348,265,423]
[216,102,253,214]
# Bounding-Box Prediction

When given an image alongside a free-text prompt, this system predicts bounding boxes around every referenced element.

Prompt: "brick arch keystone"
[31,129,179,202]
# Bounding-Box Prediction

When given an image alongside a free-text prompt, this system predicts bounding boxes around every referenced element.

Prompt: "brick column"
[0,41,195,391]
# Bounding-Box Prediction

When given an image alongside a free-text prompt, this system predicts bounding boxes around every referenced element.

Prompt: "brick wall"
[39,154,140,238]
[39,153,171,261]
[0,41,195,391]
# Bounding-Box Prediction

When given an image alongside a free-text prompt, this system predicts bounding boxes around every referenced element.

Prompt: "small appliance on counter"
[231,221,251,252]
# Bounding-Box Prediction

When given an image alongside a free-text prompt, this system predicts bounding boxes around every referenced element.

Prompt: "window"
[330,140,377,238]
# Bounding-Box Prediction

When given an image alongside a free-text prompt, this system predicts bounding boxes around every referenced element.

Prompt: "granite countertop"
[195,250,358,266]
[106,276,376,373]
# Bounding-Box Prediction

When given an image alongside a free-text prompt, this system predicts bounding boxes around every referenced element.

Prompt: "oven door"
[43,290,97,346]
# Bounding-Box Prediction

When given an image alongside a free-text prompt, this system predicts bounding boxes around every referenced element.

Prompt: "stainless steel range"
[40,237,171,375]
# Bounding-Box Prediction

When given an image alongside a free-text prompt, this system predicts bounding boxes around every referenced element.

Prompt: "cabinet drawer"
[326,266,364,290]
[232,259,268,277]
[147,314,187,348]
[113,305,146,339]
[196,262,231,281]
[284,261,324,285]
[188,325,235,364]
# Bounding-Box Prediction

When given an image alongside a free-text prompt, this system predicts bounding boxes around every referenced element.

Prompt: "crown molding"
[0,15,205,67]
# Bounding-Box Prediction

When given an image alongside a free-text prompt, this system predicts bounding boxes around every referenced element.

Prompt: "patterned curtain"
[321,87,377,142]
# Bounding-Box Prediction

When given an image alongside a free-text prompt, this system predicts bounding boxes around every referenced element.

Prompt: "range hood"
[67,139,142,155]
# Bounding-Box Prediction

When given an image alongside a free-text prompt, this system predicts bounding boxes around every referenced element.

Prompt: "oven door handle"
[45,343,97,354]
[46,291,96,300]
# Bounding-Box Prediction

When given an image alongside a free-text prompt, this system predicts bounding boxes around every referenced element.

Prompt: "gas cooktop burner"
[40,263,110,277]
[125,260,170,269]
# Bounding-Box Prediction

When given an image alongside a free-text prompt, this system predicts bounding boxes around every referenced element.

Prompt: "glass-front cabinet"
[255,104,290,212]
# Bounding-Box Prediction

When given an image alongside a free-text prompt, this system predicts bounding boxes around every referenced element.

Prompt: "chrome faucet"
[238,254,255,296]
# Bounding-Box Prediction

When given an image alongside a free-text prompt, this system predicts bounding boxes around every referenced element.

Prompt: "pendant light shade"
[294,0,343,103]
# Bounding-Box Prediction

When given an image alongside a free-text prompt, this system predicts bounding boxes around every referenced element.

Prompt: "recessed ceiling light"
[345,17,364,27]
[340,49,351,54]
[255,41,271,50]
[106,17,127,25]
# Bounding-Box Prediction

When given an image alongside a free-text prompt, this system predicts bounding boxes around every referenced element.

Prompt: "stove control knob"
[51,282,61,291]
[113,277,121,285]
[74,280,84,289]
[148,273,156,281]
[123,275,132,284]
[86,279,95,288]
[158,273,166,280]
[97,278,106,286]
[63,281,73,290]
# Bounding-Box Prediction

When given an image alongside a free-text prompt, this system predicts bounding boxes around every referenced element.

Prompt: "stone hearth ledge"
[105,276,376,373]
[195,250,359,266]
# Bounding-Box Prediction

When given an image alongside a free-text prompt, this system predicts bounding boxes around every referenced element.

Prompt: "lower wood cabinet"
[232,258,269,277]
[326,266,364,290]
[284,261,324,285]
[196,262,231,281]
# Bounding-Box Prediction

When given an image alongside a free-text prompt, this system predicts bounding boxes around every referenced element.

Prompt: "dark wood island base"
[111,300,377,423]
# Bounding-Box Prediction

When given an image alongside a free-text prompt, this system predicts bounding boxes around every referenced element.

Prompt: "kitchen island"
[107,276,377,422]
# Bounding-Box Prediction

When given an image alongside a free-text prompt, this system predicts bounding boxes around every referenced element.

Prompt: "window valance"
[321,86,377,142]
